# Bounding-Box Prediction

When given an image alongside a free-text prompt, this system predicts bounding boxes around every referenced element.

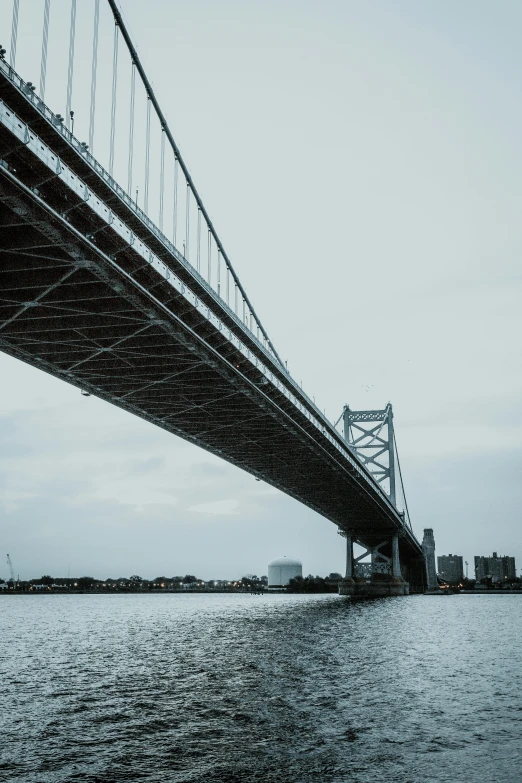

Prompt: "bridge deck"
[0,63,423,562]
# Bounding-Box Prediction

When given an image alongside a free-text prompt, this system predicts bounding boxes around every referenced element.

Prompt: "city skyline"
[3,543,519,585]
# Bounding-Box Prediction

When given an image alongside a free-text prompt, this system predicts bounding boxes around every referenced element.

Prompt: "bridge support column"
[344,533,354,581]
[392,533,401,578]
[339,533,409,597]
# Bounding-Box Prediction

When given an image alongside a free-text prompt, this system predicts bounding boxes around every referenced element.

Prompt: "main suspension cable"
[105,0,285,368]
[393,431,412,529]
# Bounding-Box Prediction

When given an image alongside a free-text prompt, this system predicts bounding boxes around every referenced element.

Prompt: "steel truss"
[0,55,423,568]
[342,404,396,504]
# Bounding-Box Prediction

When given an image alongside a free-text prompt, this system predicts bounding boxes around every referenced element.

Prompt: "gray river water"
[0,593,521,783]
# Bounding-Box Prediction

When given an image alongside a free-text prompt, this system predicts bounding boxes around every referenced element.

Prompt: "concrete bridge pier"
[339,532,409,597]
[343,532,355,583]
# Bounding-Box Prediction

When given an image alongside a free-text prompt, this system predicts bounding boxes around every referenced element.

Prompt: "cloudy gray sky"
[1,0,521,581]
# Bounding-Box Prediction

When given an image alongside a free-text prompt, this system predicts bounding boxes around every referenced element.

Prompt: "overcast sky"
[1,0,521,581]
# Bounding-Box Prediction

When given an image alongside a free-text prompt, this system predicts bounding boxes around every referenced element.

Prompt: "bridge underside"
[0,71,424,570]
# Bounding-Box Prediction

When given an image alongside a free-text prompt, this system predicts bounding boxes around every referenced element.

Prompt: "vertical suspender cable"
[172,157,178,245]
[185,183,190,260]
[217,249,221,297]
[226,267,230,306]
[10,0,19,69]
[39,0,51,99]
[127,62,135,194]
[65,0,77,130]
[159,128,165,231]
[144,97,151,214]
[207,229,211,283]
[235,284,238,314]
[109,22,119,176]
[88,0,100,153]
[197,209,201,273]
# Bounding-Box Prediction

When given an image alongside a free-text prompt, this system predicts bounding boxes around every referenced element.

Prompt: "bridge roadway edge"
[0,165,394,538]
[0,66,425,572]
[0,65,396,512]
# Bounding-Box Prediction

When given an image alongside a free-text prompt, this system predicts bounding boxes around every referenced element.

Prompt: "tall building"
[474,552,516,583]
[422,529,438,591]
[437,554,464,584]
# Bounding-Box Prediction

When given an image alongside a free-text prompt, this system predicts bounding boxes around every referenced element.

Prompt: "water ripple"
[1,593,521,782]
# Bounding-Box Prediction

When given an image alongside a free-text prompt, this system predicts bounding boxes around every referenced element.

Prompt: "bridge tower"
[422,528,438,591]
[338,404,418,596]
[342,404,397,503]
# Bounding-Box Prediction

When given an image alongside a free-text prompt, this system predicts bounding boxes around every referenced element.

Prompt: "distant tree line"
[287,573,343,593]
[0,574,269,592]
[4,572,521,594]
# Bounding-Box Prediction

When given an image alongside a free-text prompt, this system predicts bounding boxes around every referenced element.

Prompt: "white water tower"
[267,556,302,587]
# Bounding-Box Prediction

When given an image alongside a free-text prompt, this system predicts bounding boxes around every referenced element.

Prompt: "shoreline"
[2,588,522,596]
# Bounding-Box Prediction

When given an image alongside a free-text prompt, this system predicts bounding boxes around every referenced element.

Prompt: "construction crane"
[6,553,16,589]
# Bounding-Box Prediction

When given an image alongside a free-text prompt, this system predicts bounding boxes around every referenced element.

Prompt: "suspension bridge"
[0,0,428,594]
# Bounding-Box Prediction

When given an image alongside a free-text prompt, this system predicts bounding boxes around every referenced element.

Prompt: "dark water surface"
[1,593,521,782]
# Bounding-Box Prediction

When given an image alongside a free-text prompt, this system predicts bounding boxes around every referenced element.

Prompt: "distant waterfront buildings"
[437,554,464,584]
[474,553,516,583]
